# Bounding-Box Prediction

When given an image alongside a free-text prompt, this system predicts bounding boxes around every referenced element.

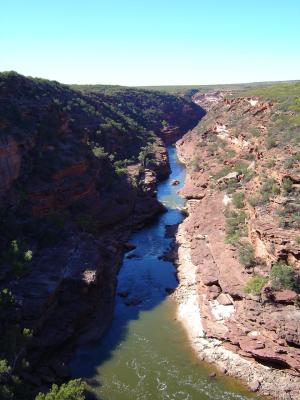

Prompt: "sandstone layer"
[173,93,300,400]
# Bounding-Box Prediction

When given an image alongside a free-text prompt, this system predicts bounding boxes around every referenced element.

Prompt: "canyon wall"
[0,72,204,395]
[174,91,300,399]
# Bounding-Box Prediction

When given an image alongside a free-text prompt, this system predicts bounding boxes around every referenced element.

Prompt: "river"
[71,146,259,400]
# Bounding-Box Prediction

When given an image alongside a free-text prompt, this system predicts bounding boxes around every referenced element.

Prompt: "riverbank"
[173,129,300,400]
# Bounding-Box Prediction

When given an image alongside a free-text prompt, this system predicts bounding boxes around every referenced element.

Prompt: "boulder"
[207,285,221,299]
[274,290,298,304]
[249,381,260,392]
[185,192,206,200]
[202,273,219,286]
[217,171,239,184]
[216,293,233,306]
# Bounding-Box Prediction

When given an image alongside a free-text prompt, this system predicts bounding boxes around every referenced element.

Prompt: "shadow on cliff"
[70,146,186,397]
[72,217,181,397]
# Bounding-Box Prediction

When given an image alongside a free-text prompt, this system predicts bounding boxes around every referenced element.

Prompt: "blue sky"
[1,0,300,85]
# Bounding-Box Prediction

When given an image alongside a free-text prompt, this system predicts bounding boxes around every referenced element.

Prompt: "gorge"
[71,146,259,400]
[0,72,299,400]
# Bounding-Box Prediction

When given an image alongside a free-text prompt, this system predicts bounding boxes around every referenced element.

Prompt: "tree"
[35,379,87,400]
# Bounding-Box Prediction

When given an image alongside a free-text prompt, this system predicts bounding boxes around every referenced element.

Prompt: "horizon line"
[1,70,300,88]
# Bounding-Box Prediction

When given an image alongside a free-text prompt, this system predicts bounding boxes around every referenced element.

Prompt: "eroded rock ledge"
[9,141,168,387]
[173,93,300,400]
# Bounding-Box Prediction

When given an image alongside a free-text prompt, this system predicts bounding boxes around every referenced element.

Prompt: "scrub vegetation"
[0,71,202,400]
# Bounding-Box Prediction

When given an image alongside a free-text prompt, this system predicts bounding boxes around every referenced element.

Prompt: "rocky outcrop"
[145,138,171,180]
[160,103,205,144]
[174,213,300,400]
[28,161,97,216]
[0,137,22,196]
[192,91,225,111]
[173,92,300,399]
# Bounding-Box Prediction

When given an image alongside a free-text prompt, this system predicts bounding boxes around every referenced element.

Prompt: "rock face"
[0,137,22,195]
[160,103,206,144]
[174,91,300,400]
[0,72,204,392]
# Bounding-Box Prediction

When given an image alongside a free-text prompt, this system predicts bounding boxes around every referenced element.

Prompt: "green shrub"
[238,242,256,267]
[207,143,217,154]
[115,167,127,176]
[35,379,87,400]
[266,159,276,168]
[1,240,33,278]
[0,359,11,374]
[250,128,260,138]
[235,162,249,175]
[244,275,268,295]
[232,192,245,209]
[277,196,300,229]
[225,231,241,245]
[260,178,278,196]
[220,179,240,194]
[244,153,256,161]
[284,157,295,169]
[92,146,107,159]
[294,298,300,308]
[272,185,281,195]
[243,170,255,183]
[213,166,232,180]
[248,195,261,207]
[189,159,201,172]
[138,144,154,167]
[0,333,32,399]
[282,177,293,194]
[224,149,236,159]
[252,177,280,204]
[296,236,300,245]
[270,262,297,290]
[0,289,15,311]
[24,250,33,262]
[225,210,247,245]
[266,135,277,149]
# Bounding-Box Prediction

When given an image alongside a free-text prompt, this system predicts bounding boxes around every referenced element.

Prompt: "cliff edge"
[174,86,300,400]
